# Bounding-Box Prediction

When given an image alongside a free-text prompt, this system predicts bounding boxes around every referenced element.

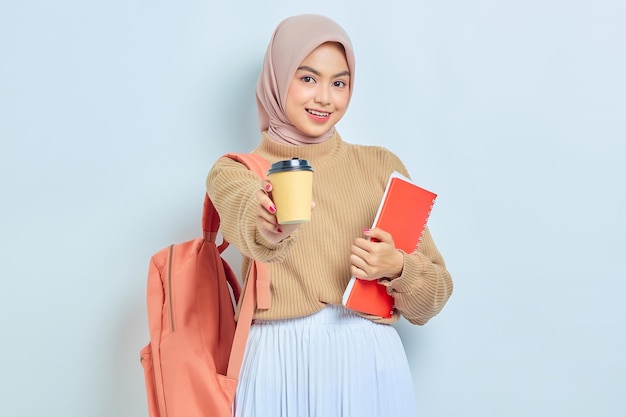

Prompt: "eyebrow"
[297,66,350,78]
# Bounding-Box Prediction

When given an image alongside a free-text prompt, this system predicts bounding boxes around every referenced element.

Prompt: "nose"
[314,84,331,106]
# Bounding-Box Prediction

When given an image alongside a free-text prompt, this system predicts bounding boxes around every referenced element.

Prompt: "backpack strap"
[201,153,269,239]
[222,153,272,310]
[227,260,268,381]
[202,153,268,248]
[202,153,271,382]
[202,153,272,310]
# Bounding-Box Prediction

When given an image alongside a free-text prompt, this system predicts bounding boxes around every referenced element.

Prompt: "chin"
[303,121,337,138]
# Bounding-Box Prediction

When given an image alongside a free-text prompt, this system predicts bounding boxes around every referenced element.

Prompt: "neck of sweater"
[256,130,345,171]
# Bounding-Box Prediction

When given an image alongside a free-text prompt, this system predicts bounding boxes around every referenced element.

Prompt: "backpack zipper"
[167,244,175,332]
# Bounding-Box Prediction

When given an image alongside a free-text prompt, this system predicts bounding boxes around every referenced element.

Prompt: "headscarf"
[255,14,356,145]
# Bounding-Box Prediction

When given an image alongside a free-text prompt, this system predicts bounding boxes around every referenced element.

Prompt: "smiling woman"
[205,13,453,417]
[2,1,625,416]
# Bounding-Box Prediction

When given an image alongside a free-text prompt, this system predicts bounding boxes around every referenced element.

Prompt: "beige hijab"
[256,14,356,145]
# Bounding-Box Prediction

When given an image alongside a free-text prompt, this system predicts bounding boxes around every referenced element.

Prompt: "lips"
[306,109,330,118]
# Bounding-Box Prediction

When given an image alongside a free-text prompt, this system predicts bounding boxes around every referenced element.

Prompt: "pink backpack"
[139,153,270,417]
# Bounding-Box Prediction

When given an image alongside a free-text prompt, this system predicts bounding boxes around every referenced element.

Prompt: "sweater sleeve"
[206,156,299,263]
[383,227,453,325]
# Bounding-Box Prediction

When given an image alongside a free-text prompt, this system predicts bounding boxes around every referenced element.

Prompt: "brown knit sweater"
[206,131,453,325]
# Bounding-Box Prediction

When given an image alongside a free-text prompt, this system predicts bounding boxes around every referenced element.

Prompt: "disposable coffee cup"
[267,158,314,224]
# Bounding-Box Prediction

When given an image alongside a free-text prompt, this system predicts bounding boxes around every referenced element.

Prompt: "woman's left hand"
[349,228,404,281]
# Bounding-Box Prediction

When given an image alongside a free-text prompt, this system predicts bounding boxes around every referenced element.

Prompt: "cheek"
[334,92,350,111]
[285,87,308,114]
[285,97,300,122]
[287,86,310,104]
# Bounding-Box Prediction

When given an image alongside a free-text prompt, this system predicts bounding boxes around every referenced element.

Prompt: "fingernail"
[265,184,271,191]
[269,205,276,213]
[363,228,371,234]
[277,227,283,233]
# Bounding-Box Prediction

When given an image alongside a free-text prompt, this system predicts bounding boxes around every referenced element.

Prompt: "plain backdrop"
[1,1,624,416]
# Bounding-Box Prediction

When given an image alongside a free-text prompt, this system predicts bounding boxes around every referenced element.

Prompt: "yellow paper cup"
[267,158,314,224]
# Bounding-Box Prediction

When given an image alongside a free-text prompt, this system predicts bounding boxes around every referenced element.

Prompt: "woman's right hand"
[255,180,308,244]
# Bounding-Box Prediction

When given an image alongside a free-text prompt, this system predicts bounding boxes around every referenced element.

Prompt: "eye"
[301,76,316,83]
[333,80,346,88]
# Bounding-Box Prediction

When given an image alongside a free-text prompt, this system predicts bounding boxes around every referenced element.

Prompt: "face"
[285,42,351,138]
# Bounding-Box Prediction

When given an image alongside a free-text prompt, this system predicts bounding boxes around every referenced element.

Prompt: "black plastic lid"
[267,158,314,174]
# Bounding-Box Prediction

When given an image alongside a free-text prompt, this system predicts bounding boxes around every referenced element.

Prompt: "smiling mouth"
[307,109,330,118]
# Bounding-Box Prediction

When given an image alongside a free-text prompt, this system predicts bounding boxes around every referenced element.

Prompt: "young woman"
[206,13,453,417]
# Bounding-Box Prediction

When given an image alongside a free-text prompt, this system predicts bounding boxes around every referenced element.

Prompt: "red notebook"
[342,171,437,318]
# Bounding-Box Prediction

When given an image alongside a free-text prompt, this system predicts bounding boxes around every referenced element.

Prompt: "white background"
[1,1,624,416]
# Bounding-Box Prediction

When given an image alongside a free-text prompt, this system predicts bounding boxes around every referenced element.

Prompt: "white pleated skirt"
[235,305,417,417]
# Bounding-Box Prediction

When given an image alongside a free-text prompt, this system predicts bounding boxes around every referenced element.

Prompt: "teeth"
[308,109,329,117]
